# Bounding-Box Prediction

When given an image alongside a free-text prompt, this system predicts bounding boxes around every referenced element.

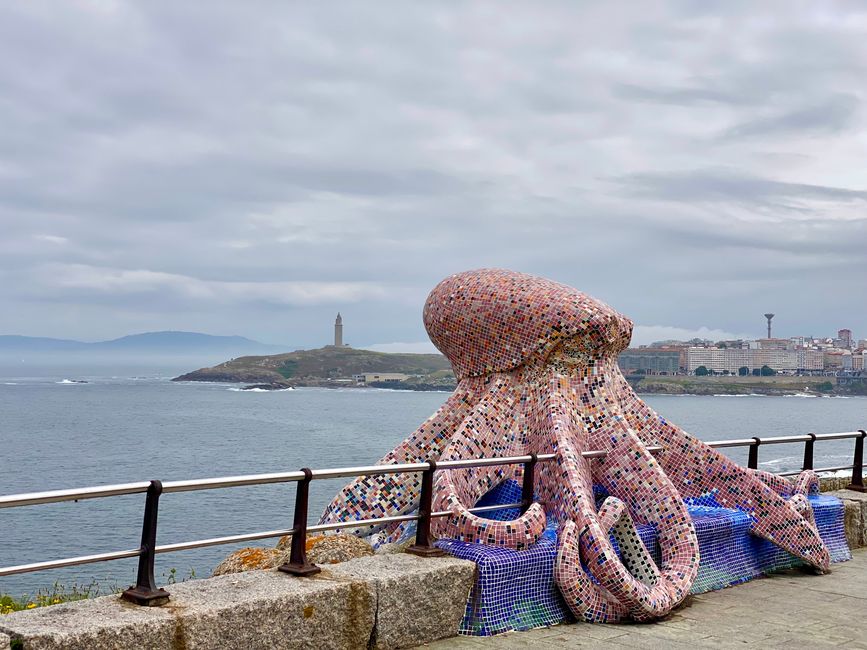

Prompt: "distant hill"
[173,346,453,387]
[0,336,84,351]
[0,331,285,355]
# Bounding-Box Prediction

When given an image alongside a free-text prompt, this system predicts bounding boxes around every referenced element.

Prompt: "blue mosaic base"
[436,481,570,635]
[436,481,851,636]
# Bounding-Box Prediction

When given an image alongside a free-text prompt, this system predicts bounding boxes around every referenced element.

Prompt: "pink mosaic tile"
[320,269,830,622]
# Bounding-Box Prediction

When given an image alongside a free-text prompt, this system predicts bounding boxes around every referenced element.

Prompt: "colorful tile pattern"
[319,269,834,623]
[437,481,849,636]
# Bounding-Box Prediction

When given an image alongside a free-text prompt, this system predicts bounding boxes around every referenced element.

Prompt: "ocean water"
[1,373,865,597]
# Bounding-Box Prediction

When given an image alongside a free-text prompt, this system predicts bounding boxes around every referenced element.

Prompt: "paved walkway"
[420,549,867,649]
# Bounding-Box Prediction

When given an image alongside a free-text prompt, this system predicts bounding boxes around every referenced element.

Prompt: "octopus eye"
[551,337,596,368]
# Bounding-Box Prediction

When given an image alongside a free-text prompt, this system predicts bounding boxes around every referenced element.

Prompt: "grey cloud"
[613,83,745,106]
[1,1,866,347]
[724,95,859,139]
[615,169,867,205]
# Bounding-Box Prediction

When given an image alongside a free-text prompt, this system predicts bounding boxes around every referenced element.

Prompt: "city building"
[686,347,752,374]
[796,350,824,371]
[617,349,681,374]
[353,373,410,385]
[752,349,793,371]
[838,329,853,349]
[824,351,846,371]
[752,338,790,350]
[686,347,824,374]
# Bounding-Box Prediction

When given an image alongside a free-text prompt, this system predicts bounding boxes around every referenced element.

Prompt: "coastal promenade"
[420,549,867,649]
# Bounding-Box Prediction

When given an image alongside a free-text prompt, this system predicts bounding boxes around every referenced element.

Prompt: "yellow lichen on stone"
[212,546,284,576]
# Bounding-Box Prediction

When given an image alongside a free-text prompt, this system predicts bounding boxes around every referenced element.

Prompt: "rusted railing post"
[802,433,816,471]
[520,453,538,514]
[278,468,321,576]
[121,480,170,606]
[846,430,867,493]
[408,460,445,557]
[747,437,761,470]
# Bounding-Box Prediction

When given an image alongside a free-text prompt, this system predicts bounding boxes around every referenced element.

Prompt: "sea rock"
[240,383,291,391]
[212,547,285,576]
[276,534,374,564]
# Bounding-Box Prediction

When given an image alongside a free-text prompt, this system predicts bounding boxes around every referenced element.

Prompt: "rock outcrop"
[214,534,375,577]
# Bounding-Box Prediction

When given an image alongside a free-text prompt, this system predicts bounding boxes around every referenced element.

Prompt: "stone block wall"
[828,489,867,549]
[0,555,474,650]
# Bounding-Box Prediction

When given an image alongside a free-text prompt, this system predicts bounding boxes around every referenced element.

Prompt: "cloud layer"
[1,2,865,349]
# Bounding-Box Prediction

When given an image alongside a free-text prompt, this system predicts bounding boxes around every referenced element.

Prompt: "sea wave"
[711,393,766,398]
[783,392,817,398]
[56,379,87,385]
[226,387,295,392]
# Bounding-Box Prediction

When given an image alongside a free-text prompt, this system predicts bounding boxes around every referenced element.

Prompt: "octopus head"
[423,268,633,379]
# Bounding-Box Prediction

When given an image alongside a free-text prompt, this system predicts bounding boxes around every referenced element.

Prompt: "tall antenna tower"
[764,313,775,339]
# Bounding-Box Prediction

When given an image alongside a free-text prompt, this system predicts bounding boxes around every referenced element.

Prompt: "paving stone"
[416,549,867,649]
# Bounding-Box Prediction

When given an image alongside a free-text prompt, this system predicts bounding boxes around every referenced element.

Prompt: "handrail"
[0,430,864,601]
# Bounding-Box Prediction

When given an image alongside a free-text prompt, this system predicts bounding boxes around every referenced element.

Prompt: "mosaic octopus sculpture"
[321,269,829,622]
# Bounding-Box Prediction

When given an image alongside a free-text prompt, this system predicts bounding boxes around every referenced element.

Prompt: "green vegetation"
[695,365,709,376]
[760,365,776,376]
[276,359,298,378]
[738,366,749,376]
[816,381,834,392]
[1,568,196,616]
[1,579,116,615]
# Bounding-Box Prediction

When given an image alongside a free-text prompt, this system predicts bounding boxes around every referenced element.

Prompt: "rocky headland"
[172,346,455,389]
[172,346,864,396]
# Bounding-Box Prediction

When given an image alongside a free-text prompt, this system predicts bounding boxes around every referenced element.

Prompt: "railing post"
[279,468,321,576]
[408,460,445,557]
[846,430,867,493]
[802,433,816,471]
[747,437,761,470]
[520,453,538,514]
[121,480,170,606]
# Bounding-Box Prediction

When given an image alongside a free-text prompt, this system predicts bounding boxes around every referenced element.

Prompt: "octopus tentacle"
[549,382,697,621]
[613,372,829,570]
[318,378,485,535]
[432,374,547,549]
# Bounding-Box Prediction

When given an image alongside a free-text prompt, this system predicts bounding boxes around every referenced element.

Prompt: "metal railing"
[0,430,864,605]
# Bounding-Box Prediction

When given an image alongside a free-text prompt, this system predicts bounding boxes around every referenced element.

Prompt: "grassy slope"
[173,347,453,384]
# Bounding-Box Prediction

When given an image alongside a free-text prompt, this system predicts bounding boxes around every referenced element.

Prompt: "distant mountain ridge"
[0,331,286,354]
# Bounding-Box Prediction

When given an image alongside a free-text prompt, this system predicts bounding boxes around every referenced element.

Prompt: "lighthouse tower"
[334,313,343,347]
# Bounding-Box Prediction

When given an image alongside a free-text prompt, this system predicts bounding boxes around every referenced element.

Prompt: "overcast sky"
[1,1,865,352]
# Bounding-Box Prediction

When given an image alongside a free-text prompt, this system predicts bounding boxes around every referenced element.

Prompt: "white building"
[686,348,751,373]
[686,347,825,373]
[353,373,410,384]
